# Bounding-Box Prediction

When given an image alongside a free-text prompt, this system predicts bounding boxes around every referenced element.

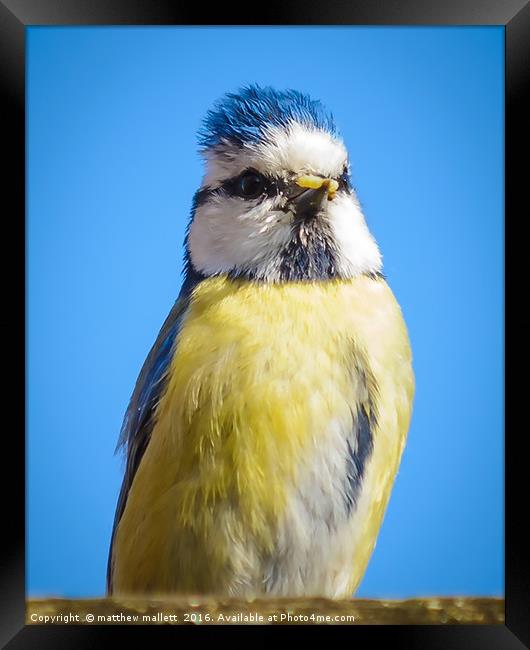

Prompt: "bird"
[107,85,414,599]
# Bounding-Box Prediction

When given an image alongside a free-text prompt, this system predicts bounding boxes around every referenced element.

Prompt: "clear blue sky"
[27,26,503,598]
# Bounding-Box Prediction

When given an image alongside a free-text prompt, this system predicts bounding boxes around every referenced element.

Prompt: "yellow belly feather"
[112,275,414,596]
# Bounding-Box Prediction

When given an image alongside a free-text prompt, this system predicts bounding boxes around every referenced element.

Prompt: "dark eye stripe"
[193,186,217,208]
[194,168,351,209]
[196,172,283,204]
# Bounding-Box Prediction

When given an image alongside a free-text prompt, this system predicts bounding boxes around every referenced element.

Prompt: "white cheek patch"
[201,121,348,188]
[188,190,382,280]
[188,196,293,277]
[327,193,382,277]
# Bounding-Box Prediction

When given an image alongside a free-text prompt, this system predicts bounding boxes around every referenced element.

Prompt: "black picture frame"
[2,0,526,647]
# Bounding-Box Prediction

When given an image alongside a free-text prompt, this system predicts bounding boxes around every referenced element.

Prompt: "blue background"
[27,27,504,598]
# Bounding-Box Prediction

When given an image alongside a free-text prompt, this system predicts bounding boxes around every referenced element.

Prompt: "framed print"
[2,0,526,647]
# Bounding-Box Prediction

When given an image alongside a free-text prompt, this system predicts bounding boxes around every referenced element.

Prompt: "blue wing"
[343,355,378,515]
[106,265,203,592]
[344,407,375,514]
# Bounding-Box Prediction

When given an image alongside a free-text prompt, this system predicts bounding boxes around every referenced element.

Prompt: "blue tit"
[107,85,414,599]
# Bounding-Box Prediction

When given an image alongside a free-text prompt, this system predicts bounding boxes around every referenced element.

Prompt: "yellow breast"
[112,275,414,596]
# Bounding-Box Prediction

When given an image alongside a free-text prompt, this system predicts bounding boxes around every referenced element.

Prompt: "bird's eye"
[235,171,266,199]
[338,167,351,192]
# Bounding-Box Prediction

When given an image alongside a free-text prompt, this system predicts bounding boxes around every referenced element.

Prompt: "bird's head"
[186,85,382,282]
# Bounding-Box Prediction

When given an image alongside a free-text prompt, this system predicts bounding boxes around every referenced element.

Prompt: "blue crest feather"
[198,84,337,149]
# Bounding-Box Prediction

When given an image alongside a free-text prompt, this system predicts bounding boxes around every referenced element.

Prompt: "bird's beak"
[287,175,339,220]
[296,175,339,198]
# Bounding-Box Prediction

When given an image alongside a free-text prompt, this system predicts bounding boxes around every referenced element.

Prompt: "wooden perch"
[26,596,504,625]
